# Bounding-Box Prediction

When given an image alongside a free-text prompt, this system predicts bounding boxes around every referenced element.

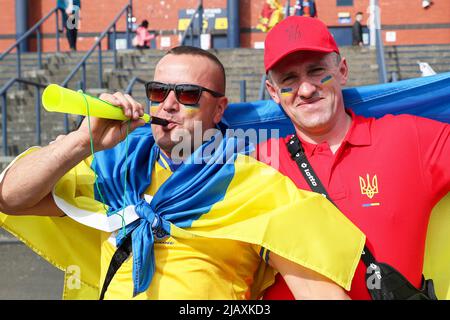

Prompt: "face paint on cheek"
[150,106,159,115]
[280,87,295,97]
[150,105,199,118]
[320,75,333,86]
[182,106,200,117]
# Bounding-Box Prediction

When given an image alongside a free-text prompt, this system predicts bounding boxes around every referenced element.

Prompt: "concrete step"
[0,54,55,64]
[385,43,450,49]
[385,52,450,59]
[0,156,15,172]
[385,44,450,52]
[386,58,450,65]
[387,65,449,72]
[0,63,48,70]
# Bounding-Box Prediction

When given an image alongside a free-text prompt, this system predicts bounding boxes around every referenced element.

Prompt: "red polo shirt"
[257,111,450,300]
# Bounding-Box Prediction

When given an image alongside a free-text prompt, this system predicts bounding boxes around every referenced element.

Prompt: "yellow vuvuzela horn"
[42,84,168,126]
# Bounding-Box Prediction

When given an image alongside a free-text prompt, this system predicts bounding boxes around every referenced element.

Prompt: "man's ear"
[213,96,228,124]
[338,57,349,86]
[266,79,280,104]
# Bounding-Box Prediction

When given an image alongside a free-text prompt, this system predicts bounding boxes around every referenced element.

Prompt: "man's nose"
[297,81,317,99]
[161,90,180,112]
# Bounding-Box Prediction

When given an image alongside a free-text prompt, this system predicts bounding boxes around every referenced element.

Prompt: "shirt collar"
[344,109,372,147]
[294,109,372,157]
[156,147,182,172]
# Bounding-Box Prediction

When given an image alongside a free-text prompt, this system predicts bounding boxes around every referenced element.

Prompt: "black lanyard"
[285,134,375,268]
[99,234,132,300]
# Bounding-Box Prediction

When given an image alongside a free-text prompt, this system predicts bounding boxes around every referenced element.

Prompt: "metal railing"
[0,78,49,156]
[181,1,204,46]
[125,76,150,112]
[239,80,247,102]
[60,1,133,132]
[0,7,61,79]
[370,0,388,83]
[0,2,134,154]
[258,74,268,101]
[285,0,292,17]
[375,22,388,83]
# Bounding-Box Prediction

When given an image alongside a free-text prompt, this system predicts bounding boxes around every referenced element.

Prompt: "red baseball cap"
[264,16,340,73]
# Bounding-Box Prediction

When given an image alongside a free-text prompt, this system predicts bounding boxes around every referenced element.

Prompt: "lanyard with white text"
[285,134,375,267]
[286,134,436,300]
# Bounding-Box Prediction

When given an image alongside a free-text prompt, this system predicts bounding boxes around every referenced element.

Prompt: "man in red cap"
[258,16,450,300]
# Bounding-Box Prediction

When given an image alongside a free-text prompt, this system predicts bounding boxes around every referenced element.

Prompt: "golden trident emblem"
[359,174,379,199]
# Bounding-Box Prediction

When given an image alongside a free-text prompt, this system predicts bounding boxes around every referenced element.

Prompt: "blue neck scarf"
[92,126,252,296]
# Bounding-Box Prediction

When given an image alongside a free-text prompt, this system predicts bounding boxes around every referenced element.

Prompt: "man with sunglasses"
[258,16,450,300]
[0,45,365,300]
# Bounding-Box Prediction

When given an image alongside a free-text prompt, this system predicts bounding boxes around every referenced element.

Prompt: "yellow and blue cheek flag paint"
[150,105,199,115]
[280,87,294,97]
[321,75,333,85]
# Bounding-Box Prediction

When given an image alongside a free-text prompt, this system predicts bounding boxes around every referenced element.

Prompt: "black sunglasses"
[145,81,224,107]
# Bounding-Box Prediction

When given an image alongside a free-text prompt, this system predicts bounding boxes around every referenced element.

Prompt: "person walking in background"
[133,20,155,49]
[57,0,81,51]
[294,0,318,18]
[352,12,364,46]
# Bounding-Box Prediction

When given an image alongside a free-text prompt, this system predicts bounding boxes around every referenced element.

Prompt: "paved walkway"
[0,229,64,300]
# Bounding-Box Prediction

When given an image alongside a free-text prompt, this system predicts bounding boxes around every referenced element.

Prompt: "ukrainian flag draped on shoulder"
[53,126,365,297]
[0,148,101,299]
[2,72,449,299]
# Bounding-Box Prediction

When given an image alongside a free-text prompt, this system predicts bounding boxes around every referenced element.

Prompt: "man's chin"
[154,136,174,152]
[291,113,330,131]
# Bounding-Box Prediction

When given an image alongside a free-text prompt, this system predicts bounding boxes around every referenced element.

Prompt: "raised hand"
[77,92,146,151]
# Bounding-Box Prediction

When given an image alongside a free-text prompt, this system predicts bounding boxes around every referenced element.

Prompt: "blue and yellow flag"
[1,72,449,299]
[53,128,366,297]
[1,128,366,298]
